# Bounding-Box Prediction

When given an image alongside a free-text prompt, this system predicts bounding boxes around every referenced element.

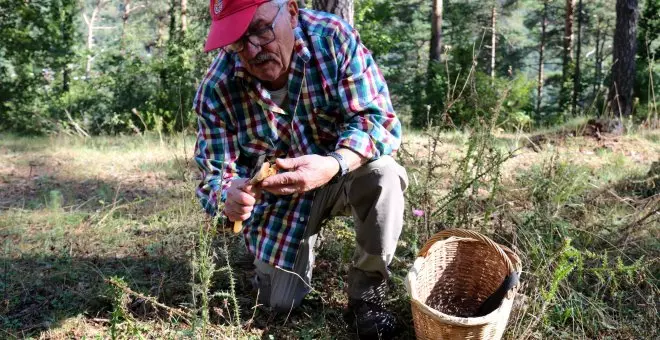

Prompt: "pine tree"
[608,0,639,117]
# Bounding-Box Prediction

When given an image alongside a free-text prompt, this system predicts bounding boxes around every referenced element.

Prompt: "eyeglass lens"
[225,4,283,53]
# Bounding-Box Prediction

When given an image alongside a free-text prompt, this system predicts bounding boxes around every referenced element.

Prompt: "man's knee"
[347,156,407,256]
[350,156,408,195]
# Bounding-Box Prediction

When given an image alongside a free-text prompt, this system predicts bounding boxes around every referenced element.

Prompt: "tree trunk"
[490,6,496,80]
[121,0,131,49]
[429,0,443,63]
[608,0,640,117]
[563,0,575,80]
[83,0,109,77]
[312,0,354,26]
[593,15,603,102]
[425,0,444,127]
[536,1,548,116]
[572,0,583,115]
[120,0,145,49]
[61,0,75,93]
[169,0,177,42]
[181,0,187,33]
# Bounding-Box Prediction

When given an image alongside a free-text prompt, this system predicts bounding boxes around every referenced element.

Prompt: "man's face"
[236,1,298,88]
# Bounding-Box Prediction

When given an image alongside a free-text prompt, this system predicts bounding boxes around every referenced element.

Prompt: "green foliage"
[510,154,657,338]
[0,0,211,135]
[0,0,78,134]
[523,154,590,217]
[635,0,660,120]
[108,277,132,339]
[1,0,657,134]
[442,125,506,228]
[402,115,513,241]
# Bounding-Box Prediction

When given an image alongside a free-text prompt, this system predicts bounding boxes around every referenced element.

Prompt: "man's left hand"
[260,155,339,195]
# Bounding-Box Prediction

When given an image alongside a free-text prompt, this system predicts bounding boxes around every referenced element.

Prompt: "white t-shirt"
[267,86,288,108]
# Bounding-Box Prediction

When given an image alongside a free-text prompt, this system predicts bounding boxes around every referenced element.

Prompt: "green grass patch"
[1,129,657,339]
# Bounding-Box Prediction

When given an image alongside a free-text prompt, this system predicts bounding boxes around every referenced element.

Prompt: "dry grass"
[0,128,657,339]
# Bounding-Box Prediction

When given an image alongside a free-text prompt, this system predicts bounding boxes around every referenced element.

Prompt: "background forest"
[1,0,658,135]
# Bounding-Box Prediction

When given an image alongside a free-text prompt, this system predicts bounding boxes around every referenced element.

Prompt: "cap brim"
[204,6,258,52]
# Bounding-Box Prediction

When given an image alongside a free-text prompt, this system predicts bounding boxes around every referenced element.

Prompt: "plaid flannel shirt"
[193,9,401,270]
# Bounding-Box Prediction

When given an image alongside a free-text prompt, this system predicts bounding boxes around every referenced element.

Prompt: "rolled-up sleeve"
[334,27,401,159]
[193,88,247,216]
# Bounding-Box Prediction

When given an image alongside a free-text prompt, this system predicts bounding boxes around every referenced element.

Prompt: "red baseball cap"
[204,0,272,52]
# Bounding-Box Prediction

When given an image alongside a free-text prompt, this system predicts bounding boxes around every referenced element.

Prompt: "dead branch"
[107,277,194,325]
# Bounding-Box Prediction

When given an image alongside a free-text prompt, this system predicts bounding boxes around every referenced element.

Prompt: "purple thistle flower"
[412,209,425,217]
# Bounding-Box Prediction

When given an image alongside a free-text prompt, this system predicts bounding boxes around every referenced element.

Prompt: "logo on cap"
[213,0,223,15]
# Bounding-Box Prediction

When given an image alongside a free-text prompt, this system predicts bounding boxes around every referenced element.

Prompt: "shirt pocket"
[309,107,340,145]
[237,107,283,157]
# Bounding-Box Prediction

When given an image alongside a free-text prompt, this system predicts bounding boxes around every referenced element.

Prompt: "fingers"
[224,179,258,222]
[261,171,303,188]
[224,192,254,221]
[224,203,254,221]
[275,157,303,170]
[262,184,302,195]
[261,172,306,195]
[240,184,261,197]
[228,187,256,206]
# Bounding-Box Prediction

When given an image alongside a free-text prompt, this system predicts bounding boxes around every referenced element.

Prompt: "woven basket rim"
[405,232,521,326]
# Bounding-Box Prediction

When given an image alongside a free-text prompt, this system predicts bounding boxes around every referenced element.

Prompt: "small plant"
[191,208,244,337]
[108,277,138,340]
[191,218,217,333]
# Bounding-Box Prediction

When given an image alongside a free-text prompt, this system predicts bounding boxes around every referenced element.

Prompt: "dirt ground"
[1,130,658,339]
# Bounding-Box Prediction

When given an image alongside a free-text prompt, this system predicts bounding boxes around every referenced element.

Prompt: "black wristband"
[327,151,349,183]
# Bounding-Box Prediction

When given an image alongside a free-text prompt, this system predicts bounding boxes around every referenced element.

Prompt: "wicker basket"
[405,229,522,340]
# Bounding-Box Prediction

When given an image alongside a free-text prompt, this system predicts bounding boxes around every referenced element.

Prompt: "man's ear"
[287,0,298,28]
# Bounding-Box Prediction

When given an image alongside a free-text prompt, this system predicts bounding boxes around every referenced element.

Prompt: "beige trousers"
[251,155,408,312]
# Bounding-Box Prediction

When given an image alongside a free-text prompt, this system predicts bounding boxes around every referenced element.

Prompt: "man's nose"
[243,41,262,59]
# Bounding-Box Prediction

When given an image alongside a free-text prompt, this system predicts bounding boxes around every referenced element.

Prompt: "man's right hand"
[224,178,259,222]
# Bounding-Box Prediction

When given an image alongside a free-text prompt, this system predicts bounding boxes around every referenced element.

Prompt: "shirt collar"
[292,26,311,64]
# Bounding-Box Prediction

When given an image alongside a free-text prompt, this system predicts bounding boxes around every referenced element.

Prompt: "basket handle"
[417,229,516,275]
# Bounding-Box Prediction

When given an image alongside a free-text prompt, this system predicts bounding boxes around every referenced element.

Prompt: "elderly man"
[193,0,407,337]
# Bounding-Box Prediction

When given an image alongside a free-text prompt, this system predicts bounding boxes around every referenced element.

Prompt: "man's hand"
[261,155,340,195]
[224,178,259,222]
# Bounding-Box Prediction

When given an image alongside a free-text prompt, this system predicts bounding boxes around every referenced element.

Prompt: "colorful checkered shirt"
[193,9,401,270]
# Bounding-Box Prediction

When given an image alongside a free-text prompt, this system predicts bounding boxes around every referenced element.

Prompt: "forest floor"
[1,123,658,339]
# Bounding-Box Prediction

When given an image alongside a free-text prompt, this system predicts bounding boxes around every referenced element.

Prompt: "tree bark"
[572,0,583,115]
[490,6,496,80]
[168,0,177,42]
[61,0,75,93]
[120,0,145,49]
[425,0,444,126]
[312,0,354,26]
[429,0,443,63]
[608,0,639,117]
[121,0,130,46]
[83,0,110,77]
[563,0,576,80]
[181,0,187,33]
[536,1,548,116]
[593,15,604,102]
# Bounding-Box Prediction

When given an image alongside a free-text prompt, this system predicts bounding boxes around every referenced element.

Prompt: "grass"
[0,126,658,339]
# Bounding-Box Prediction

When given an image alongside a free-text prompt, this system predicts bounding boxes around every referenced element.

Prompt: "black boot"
[344,298,398,339]
[343,274,400,340]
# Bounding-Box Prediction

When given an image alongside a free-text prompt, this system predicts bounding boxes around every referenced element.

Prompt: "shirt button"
[299,216,305,222]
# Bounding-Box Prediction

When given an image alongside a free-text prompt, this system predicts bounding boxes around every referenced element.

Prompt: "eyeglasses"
[224,3,284,54]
